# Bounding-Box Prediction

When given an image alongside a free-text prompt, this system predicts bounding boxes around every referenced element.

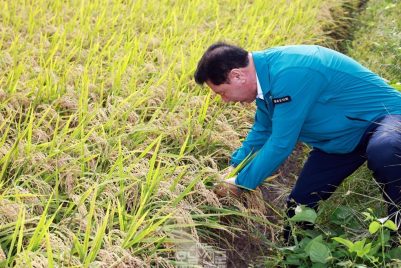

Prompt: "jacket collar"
[256,73,264,100]
[251,51,271,98]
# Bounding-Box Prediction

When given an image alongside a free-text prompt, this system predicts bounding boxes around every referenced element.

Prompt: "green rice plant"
[347,0,401,82]
[44,231,54,268]
[5,205,25,266]
[0,0,361,266]
[26,195,61,252]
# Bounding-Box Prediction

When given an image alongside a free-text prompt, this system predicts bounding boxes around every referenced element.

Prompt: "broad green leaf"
[389,247,401,259]
[383,220,398,231]
[369,221,381,234]
[290,206,317,224]
[332,237,354,249]
[331,206,352,222]
[353,239,365,250]
[311,263,327,268]
[283,253,307,265]
[358,242,372,258]
[369,242,381,256]
[305,236,331,264]
[362,212,373,221]
[353,239,367,256]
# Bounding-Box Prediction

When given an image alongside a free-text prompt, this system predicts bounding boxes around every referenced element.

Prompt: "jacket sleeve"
[230,99,272,167]
[235,68,328,189]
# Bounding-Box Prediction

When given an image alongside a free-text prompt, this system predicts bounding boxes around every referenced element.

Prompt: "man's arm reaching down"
[231,98,272,166]
[236,69,328,189]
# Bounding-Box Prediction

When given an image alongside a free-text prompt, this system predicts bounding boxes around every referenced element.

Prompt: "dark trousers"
[287,115,401,226]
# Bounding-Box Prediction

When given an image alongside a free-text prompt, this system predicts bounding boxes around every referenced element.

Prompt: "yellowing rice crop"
[0,0,357,266]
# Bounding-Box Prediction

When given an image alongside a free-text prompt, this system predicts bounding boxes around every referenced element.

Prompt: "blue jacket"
[231,45,401,190]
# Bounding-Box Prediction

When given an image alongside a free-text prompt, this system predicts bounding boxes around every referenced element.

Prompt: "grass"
[347,0,401,83]
[0,0,371,266]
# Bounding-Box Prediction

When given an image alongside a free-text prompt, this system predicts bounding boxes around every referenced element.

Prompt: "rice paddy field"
[1,0,399,267]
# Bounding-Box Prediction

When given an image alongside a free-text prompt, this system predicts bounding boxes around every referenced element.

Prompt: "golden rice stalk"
[0,199,22,224]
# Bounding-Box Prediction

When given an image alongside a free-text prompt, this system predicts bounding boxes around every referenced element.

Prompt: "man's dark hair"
[194,42,249,85]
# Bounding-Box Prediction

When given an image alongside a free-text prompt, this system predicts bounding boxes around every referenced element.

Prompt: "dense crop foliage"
[0,0,360,266]
[348,0,401,83]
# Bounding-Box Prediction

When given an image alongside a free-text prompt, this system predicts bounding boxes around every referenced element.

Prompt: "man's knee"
[366,136,401,178]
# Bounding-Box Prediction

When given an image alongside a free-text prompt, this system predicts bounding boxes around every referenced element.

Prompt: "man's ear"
[228,69,244,83]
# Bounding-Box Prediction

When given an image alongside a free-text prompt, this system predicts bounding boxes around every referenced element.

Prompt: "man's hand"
[213,177,243,198]
[222,166,234,178]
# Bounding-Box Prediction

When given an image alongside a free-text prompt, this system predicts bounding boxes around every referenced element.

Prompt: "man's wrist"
[226,176,237,185]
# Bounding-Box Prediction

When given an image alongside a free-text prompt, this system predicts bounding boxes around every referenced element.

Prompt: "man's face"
[206,69,257,103]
